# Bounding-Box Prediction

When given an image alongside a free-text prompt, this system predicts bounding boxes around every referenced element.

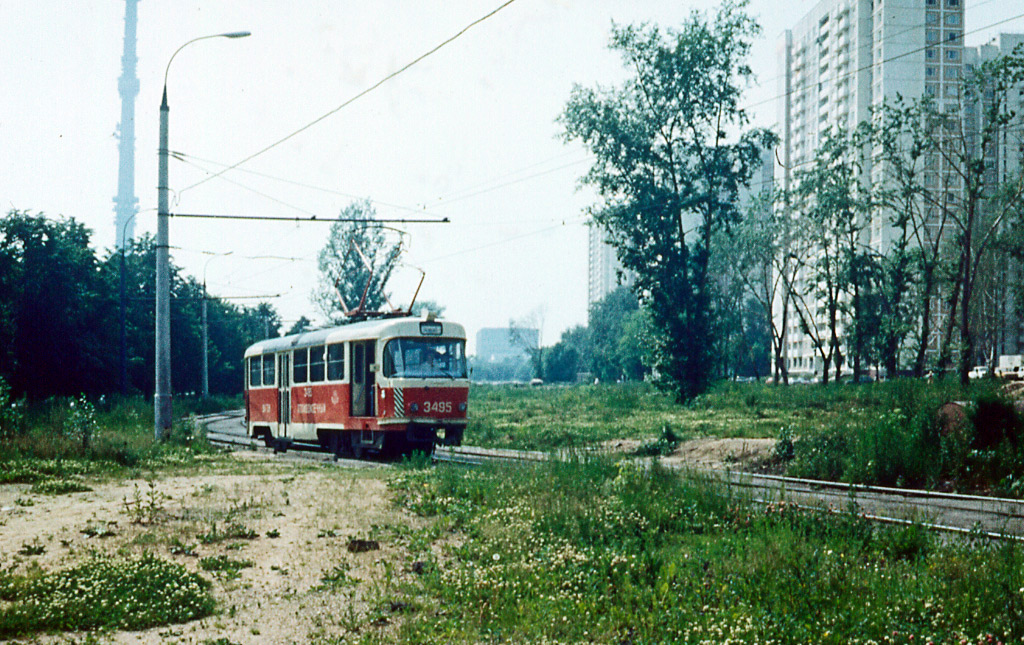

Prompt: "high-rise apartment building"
[587,225,629,307]
[965,33,1024,359]
[774,0,966,378]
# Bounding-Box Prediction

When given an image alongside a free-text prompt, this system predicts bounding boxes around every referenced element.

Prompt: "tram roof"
[243,316,466,358]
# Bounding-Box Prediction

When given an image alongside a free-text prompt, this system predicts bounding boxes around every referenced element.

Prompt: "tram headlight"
[410,403,419,413]
[458,402,467,412]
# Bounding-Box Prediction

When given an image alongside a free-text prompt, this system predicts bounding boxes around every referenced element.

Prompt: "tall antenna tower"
[113,0,140,249]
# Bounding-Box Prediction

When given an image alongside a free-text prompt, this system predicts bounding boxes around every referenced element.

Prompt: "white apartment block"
[587,224,627,307]
[965,33,1024,359]
[774,0,966,379]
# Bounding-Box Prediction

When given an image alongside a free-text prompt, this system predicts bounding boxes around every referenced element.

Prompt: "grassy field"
[2,381,1023,640]
[466,379,994,450]
[382,456,1024,644]
[468,379,1024,495]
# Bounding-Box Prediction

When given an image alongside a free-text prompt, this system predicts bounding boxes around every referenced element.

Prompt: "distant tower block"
[114,0,140,249]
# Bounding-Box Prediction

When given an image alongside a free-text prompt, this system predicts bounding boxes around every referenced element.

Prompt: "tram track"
[198,411,1024,541]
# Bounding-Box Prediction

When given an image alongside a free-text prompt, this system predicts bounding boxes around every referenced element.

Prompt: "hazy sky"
[1,0,1020,352]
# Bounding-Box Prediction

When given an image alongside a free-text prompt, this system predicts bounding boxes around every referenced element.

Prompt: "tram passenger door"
[278,353,290,437]
[350,341,376,417]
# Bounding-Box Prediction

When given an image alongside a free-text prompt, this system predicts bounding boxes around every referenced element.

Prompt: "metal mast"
[114,0,140,249]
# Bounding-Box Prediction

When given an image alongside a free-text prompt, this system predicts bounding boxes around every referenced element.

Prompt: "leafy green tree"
[100,236,157,396]
[99,236,280,397]
[588,287,640,382]
[930,52,1024,385]
[314,200,402,319]
[543,326,590,383]
[509,314,544,380]
[616,308,654,381]
[248,303,282,341]
[286,316,313,335]
[784,129,868,383]
[404,299,446,318]
[561,2,775,400]
[0,211,110,397]
[862,100,935,377]
[719,195,791,382]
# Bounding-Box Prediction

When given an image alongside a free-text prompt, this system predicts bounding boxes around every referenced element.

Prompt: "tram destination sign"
[419,321,443,336]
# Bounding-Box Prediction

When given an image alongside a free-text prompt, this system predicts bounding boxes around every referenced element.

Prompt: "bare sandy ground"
[0,454,421,644]
[604,436,777,470]
[0,437,774,644]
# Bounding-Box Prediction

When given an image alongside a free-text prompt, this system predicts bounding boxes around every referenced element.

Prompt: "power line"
[178,0,519,198]
[175,152,429,216]
[170,213,449,224]
[419,217,586,264]
[426,151,588,205]
[429,158,591,210]
[176,148,591,219]
[174,154,326,218]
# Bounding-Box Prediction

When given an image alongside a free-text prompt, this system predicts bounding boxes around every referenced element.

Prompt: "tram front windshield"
[383,338,467,379]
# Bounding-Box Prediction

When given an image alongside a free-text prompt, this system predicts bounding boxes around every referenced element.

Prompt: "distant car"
[997,366,1023,381]
[968,366,988,380]
[529,378,544,387]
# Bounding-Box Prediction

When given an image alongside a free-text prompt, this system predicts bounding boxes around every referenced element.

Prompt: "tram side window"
[262,355,275,386]
[309,344,325,382]
[293,347,309,384]
[327,343,345,381]
[248,357,262,388]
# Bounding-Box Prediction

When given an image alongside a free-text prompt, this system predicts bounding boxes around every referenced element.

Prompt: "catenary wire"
[177,0,518,199]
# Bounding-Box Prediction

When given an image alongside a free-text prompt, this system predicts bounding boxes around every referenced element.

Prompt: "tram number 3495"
[422,401,452,415]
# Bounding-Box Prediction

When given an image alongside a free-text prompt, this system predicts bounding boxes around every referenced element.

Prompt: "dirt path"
[605,436,777,470]
[0,435,781,643]
[0,454,420,644]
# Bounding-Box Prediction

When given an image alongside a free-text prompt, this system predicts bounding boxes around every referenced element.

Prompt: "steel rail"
[715,471,1024,524]
[197,413,1024,540]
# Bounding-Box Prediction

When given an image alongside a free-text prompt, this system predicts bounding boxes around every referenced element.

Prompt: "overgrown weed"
[0,394,230,486]
[386,457,1024,643]
[0,553,215,637]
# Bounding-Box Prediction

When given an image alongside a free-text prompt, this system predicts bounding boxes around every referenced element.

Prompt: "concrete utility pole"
[114,0,140,250]
[155,31,250,440]
[202,252,232,399]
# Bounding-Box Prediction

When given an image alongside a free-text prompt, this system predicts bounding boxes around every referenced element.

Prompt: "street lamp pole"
[155,31,250,440]
[119,212,138,397]
[201,251,233,399]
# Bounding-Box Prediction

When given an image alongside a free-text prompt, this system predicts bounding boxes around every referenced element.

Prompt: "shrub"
[633,425,681,456]
[970,394,1022,450]
[0,553,214,636]
[789,429,850,481]
[199,522,258,544]
[199,555,253,579]
[847,410,940,488]
[0,377,24,441]
[63,395,96,450]
[773,427,795,462]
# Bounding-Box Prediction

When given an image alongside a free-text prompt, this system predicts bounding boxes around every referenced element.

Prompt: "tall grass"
[0,393,234,483]
[0,553,215,636]
[467,379,995,452]
[468,379,1024,493]
[783,379,1024,493]
[387,457,1024,643]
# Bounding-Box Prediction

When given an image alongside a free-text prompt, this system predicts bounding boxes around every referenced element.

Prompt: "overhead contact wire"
[178,0,519,198]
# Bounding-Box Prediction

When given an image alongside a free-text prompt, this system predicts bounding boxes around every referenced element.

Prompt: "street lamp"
[119,211,139,397]
[201,251,233,399]
[156,31,250,440]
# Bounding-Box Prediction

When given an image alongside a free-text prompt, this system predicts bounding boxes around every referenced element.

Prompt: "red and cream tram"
[244,315,468,457]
